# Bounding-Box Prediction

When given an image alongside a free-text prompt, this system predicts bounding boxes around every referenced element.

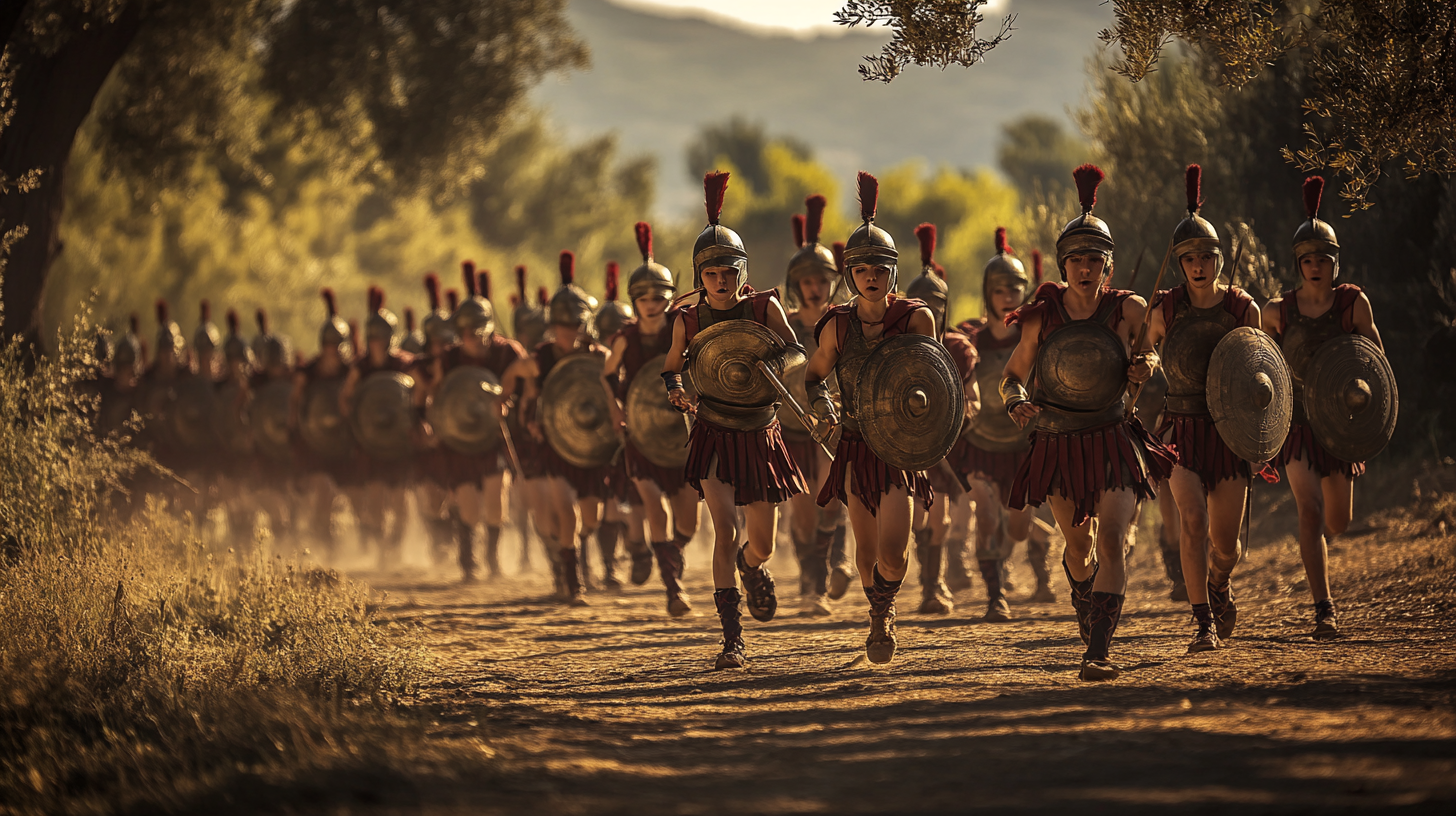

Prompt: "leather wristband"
[661,371,683,392]
[999,376,1030,417]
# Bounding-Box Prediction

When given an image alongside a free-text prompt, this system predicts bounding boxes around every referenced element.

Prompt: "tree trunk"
[0,4,142,348]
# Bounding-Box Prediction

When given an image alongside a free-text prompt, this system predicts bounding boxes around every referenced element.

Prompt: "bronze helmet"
[982,226,1031,319]
[420,273,457,348]
[784,194,839,308]
[1056,164,1115,277]
[593,261,634,339]
[512,266,548,349]
[1171,164,1222,276]
[318,288,351,356]
[154,299,186,359]
[905,223,949,332]
[628,221,676,301]
[400,308,424,354]
[253,309,290,371]
[1293,175,1340,273]
[691,171,748,291]
[194,300,221,355]
[842,172,898,295]
[548,251,598,329]
[222,309,253,367]
[365,285,401,349]
[112,314,144,375]
[453,260,497,341]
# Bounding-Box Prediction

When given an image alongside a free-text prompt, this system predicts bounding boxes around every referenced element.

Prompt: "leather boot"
[1063,557,1098,646]
[1080,591,1125,680]
[1159,523,1187,602]
[484,524,502,578]
[828,524,853,600]
[560,547,588,606]
[456,518,476,583]
[864,566,903,664]
[945,533,973,592]
[713,588,746,670]
[1027,535,1057,603]
[597,521,623,591]
[979,558,1012,621]
[917,530,952,615]
[627,537,654,585]
[652,539,691,617]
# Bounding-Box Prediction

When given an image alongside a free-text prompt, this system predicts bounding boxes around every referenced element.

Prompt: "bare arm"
[805,313,839,382]
[1260,299,1283,338]
[663,313,695,414]
[1242,298,1262,330]
[1352,292,1383,349]
[1123,295,1156,384]
[907,306,935,338]
[1002,311,1042,429]
[764,298,798,346]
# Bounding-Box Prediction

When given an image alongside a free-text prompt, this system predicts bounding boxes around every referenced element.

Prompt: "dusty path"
[352,502,1456,815]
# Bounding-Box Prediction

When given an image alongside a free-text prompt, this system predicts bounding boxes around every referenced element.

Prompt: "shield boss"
[1207,327,1293,463]
[1304,334,1397,463]
[541,352,620,469]
[687,320,782,407]
[250,380,294,463]
[428,366,504,455]
[300,377,353,460]
[854,334,965,472]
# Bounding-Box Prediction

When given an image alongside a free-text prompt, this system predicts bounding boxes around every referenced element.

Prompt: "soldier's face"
[701,266,738,297]
[851,264,892,300]
[798,273,829,306]
[1299,254,1336,286]
[990,284,1025,319]
[1180,251,1219,287]
[1063,254,1107,293]
[634,292,669,320]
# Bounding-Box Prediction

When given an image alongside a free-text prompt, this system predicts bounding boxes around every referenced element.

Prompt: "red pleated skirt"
[783,434,822,485]
[624,436,689,496]
[432,447,503,489]
[685,418,807,506]
[1274,421,1364,480]
[1007,417,1176,527]
[543,444,611,500]
[1157,412,1251,491]
[955,440,1027,498]
[817,429,934,516]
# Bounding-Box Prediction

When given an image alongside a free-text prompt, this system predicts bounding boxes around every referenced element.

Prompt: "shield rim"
[854,333,965,472]
[686,319,783,407]
[427,365,505,455]
[1206,326,1293,463]
[1303,333,1397,463]
[540,351,621,469]
[625,353,691,469]
[351,370,417,462]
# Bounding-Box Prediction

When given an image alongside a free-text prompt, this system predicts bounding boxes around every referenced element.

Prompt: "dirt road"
[351,499,1456,815]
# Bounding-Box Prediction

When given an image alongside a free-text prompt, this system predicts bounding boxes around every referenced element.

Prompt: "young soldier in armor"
[425,263,525,582]
[401,308,425,355]
[412,273,460,567]
[289,289,357,559]
[592,261,641,592]
[805,173,939,665]
[1001,165,1176,681]
[340,286,419,570]
[958,231,1058,618]
[601,222,701,616]
[1262,176,1384,640]
[662,171,808,669]
[139,300,191,508]
[249,309,297,547]
[780,196,850,617]
[504,251,609,606]
[1143,166,1263,652]
[508,267,553,573]
[904,223,979,617]
[216,309,258,549]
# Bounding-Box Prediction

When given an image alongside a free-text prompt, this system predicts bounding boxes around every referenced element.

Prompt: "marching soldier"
[248,309,297,547]
[806,173,958,664]
[1142,166,1265,652]
[662,171,808,669]
[601,221,701,616]
[341,286,419,569]
[504,251,612,605]
[426,262,524,582]
[904,223,979,618]
[412,272,460,566]
[216,309,258,548]
[290,289,358,558]
[592,261,641,592]
[779,196,850,617]
[1262,176,1389,640]
[401,307,425,355]
[1001,164,1176,681]
[508,266,552,572]
[139,300,191,505]
[957,230,1058,618]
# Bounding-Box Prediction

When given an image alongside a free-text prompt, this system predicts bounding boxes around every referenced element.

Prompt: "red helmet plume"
[225,309,239,335]
[915,223,937,267]
[1031,250,1044,286]
[1303,175,1325,218]
[515,265,528,298]
[804,194,827,244]
[199,299,211,323]
[129,314,140,335]
[155,299,169,325]
[1072,163,1106,213]
[559,250,575,285]
[605,261,620,301]
[462,260,477,297]
[424,272,441,311]
[703,171,730,225]
[634,221,654,261]
[537,286,550,307]
[791,214,806,249]
[478,269,491,301]
[832,241,846,275]
[857,172,879,222]
[1185,164,1203,213]
[404,308,416,332]
[320,288,337,317]
[994,226,1014,255]
[255,308,268,334]
[446,289,459,311]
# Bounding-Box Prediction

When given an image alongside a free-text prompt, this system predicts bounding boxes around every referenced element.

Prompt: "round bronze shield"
[541,352,620,469]
[213,381,253,456]
[964,344,1029,453]
[625,353,690,469]
[1163,313,1232,398]
[427,366,504,455]
[1034,321,1128,411]
[250,380,293,462]
[172,376,219,452]
[1133,365,1169,429]
[1304,334,1397,463]
[855,334,965,472]
[351,371,416,462]
[1207,327,1293,463]
[687,320,782,408]
[299,377,353,460]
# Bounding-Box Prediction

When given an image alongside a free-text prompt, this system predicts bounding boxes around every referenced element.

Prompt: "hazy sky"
[615,0,1011,36]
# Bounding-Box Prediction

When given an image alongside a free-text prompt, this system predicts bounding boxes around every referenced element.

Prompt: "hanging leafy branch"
[832,0,1014,83]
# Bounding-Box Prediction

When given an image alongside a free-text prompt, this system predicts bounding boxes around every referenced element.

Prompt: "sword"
[1124,239,1176,419]
[755,360,835,461]
[497,414,525,478]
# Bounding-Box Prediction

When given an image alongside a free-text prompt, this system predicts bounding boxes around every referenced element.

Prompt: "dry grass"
[0,319,428,816]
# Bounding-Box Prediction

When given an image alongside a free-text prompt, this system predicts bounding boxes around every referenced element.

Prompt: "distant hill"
[532,0,1116,216]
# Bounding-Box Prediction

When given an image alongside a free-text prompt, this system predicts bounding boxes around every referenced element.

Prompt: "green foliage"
[834,0,1014,82]
[996,114,1090,199]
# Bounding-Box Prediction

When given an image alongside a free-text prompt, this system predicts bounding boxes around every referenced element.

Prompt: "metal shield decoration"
[625,353,690,468]
[541,352,619,469]
[351,371,416,461]
[854,334,965,472]
[427,366,504,455]
[250,380,294,462]
[1303,333,1397,463]
[171,376,219,451]
[1206,327,1293,463]
[299,377,353,460]
[686,320,783,409]
[1034,321,1128,411]
[213,380,253,456]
